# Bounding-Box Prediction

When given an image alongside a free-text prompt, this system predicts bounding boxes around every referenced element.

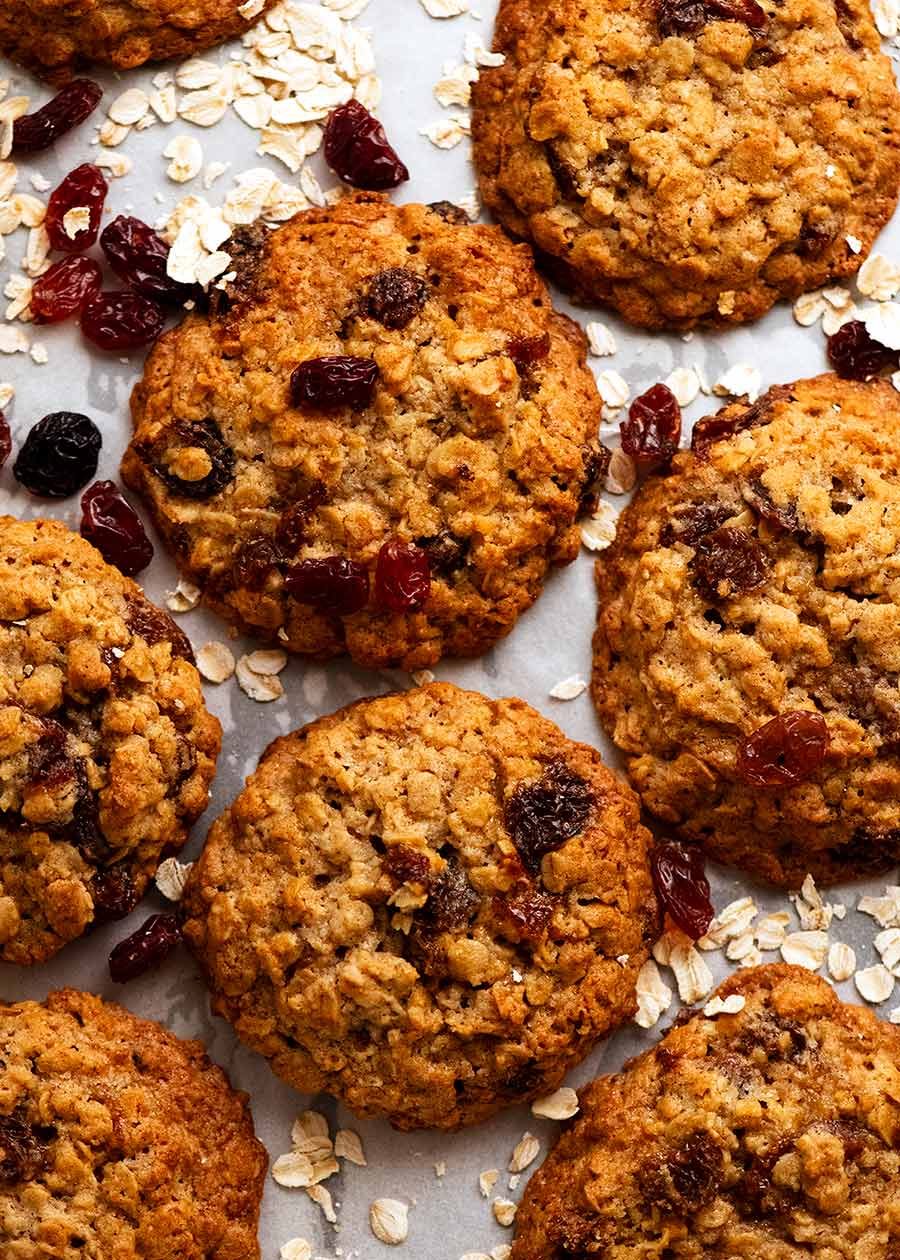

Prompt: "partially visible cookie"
[0,988,266,1259]
[593,375,900,886]
[181,682,658,1130]
[121,194,606,671]
[511,964,900,1259]
[471,0,900,329]
[0,0,273,82]
[0,516,220,965]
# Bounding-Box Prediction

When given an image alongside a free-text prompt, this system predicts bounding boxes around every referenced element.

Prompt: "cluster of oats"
[794,251,900,384]
[235,647,288,700]
[422,31,503,151]
[273,1109,366,1231]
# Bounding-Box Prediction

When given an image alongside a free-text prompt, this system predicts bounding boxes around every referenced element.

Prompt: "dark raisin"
[660,501,733,546]
[108,912,182,983]
[492,885,555,940]
[0,413,10,469]
[504,759,594,873]
[415,531,469,577]
[275,484,328,549]
[12,80,103,153]
[284,556,369,616]
[32,255,102,323]
[100,215,193,305]
[384,844,431,886]
[424,858,480,931]
[374,539,431,612]
[126,598,194,661]
[691,526,768,601]
[741,478,798,532]
[834,0,863,46]
[667,1134,724,1207]
[365,267,428,329]
[691,385,791,457]
[827,319,897,381]
[739,1148,799,1218]
[71,775,107,863]
[29,720,74,788]
[80,481,153,577]
[650,841,713,939]
[507,332,551,370]
[232,537,284,589]
[428,200,469,224]
[736,711,830,787]
[45,164,107,253]
[657,0,766,36]
[621,383,682,467]
[323,100,409,190]
[81,290,165,352]
[797,221,834,258]
[290,355,378,411]
[13,411,100,498]
[90,867,140,924]
[580,446,612,512]
[0,1116,48,1184]
[153,419,235,500]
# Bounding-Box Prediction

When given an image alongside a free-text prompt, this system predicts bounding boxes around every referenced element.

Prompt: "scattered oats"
[822,299,858,335]
[713,363,761,403]
[272,1150,316,1188]
[493,1200,517,1228]
[434,61,479,108]
[634,958,672,1028]
[167,220,205,284]
[605,447,636,494]
[699,897,758,949]
[508,1173,521,1190]
[420,0,470,14]
[420,116,469,148]
[456,188,481,220]
[176,58,224,90]
[203,161,230,188]
[0,96,30,123]
[369,1199,409,1246]
[411,669,435,686]
[29,173,51,192]
[195,250,233,287]
[334,1130,366,1166]
[292,1111,330,1143]
[827,941,856,982]
[323,0,372,15]
[165,135,204,183]
[306,1184,337,1224]
[664,365,701,407]
[0,325,28,353]
[872,0,900,34]
[793,290,827,326]
[855,963,895,1004]
[236,654,284,701]
[98,119,131,147]
[95,151,132,177]
[5,274,32,321]
[531,1087,579,1120]
[580,501,617,552]
[846,234,863,254]
[235,93,274,129]
[149,83,178,123]
[857,252,900,301]
[755,912,791,951]
[596,369,629,410]
[0,382,14,409]
[155,857,194,902]
[891,1006,900,1025]
[479,1169,498,1198]
[280,1241,312,1260]
[666,937,714,1003]
[692,361,712,394]
[549,675,587,701]
[861,302,900,351]
[299,166,327,207]
[178,88,230,128]
[585,321,616,357]
[726,931,759,963]
[196,641,236,683]
[780,929,828,970]
[109,87,150,126]
[790,874,834,931]
[239,0,267,16]
[703,993,746,1017]
[858,887,900,927]
[874,927,900,973]
[29,342,47,364]
[62,206,91,240]
[509,1133,540,1173]
[434,1161,447,1177]
[463,32,506,65]
[492,1248,512,1260]
[166,578,202,612]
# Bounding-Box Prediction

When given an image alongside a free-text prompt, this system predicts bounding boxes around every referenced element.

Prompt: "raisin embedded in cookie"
[592,374,900,887]
[511,964,900,1259]
[0,516,221,965]
[0,0,274,83]
[0,989,267,1258]
[471,0,900,329]
[121,194,607,671]
[180,682,658,1131]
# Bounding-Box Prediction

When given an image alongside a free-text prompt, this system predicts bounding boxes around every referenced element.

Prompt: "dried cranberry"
[90,867,140,924]
[736,711,830,788]
[505,759,594,873]
[275,483,327,549]
[32,255,102,323]
[366,267,428,329]
[691,526,768,601]
[232,537,284,588]
[657,0,766,36]
[650,841,713,939]
[12,79,103,153]
[323,100,409,190]
[80,481,154,576]
[284,556,369,615]
[374,539,431,612]
[81,290,165,352]
[108,912,182,983]
[493,885,554,939]
[13,411,100,498]
[290,355,378,411]
[621,383,682,467]
[100,215,193,306]
[45,164,107,254]
[153,419,235,500]
[0,1116,48,1184]
[507,332,551,369]
[0,413,10,469]
[827,319,897,380]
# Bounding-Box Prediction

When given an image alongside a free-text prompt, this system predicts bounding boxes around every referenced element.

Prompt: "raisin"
[741,478,798,532]
[81,290,165,352]
[507,332,551,370]
[13,411,100,498]
[284,556,369,616]
[80,481,153,576]
[834,0,863,47]
[416,531,469,577]
[275,483,327,549]
[91,867,140,924]
[100,215,193,305]
[621,383,682,467]
[650,841,713,939]
[505,759,594,873]
[365,267,428,329]
[153,419,235,500]
[827,319,897,380]
[32,255,102,323]
[666,1134,724,1207]
[233,537,284,588]
[0,1116,48,1184]
[428,200,469,224]
[384,844,432,886]
[580,446,612,513]
[323,100,409,190]
[45,164,107,253]
[126,598,194,661]
[797,221,833,258]
[691,526,768,601]
[108,912,182,983]
[657,0,766,35]
[29,720,74,789]
[736,710,830,788]
[493,885,555,940]
[12,79,103,153]
[0,413,10,469]
[691,385,791,457]
[290,355,378,411]
[374,539,431,612]
[424,858,480,931]
[660,501,733,546]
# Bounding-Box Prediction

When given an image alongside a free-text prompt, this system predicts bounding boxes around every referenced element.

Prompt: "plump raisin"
[415,531,469,577]
[275,484,327,549]
[736,711,830,788]
[0,1116,48,1184]
[797,221,833,258]
[374,539,431,612]
[424,858,480,931]
[290,355,379,411]
[650,841,713,939]
[232,537,284,588]
[691,385,791,458]
[691,526,768,601]
[366,267,428,329]
[100,215,193,305]
[660,501,733,546]
[667,1134,724,1207]
[126,598,194,661]
[108,912,182,983]
[12,79,103,152]
[507,332,551,370]
[493,884,555,940]
[657,0,766,36]
[323,100,409,190]
[32,255,102,323]
[741,478,798,532]
[29,720,74,789]
[153,419,235,500]
[81,290,165,351]
[13,411,100,498]
[621,383,682,467]
[384,844,432,886]
[0,413,10,469]
[827,319,897,380]
[505,759,594,873]
[80,481,154,576]
[45,164,107,253]
[284,556,369,615]
[90,867,140,924]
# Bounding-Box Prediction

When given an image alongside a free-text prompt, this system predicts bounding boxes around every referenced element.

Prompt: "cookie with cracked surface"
[0,0,273,83]
[0,516,220,965]
[471,0,900,329]
[180,682,658,1130]
[121,193,607,671]
[592,374,900,887]
[0,988,266,1259]
[511,964,900,1259]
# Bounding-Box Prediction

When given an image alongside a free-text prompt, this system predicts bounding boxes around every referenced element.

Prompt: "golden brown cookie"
[121,194,606,671]
[471,0,900,329]
[0,516,220,965]
[511,964,900,1259]
[592,375,900,887]
[0,0,273,82]
[181,682,658,1131]
[0,988,266,1259]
